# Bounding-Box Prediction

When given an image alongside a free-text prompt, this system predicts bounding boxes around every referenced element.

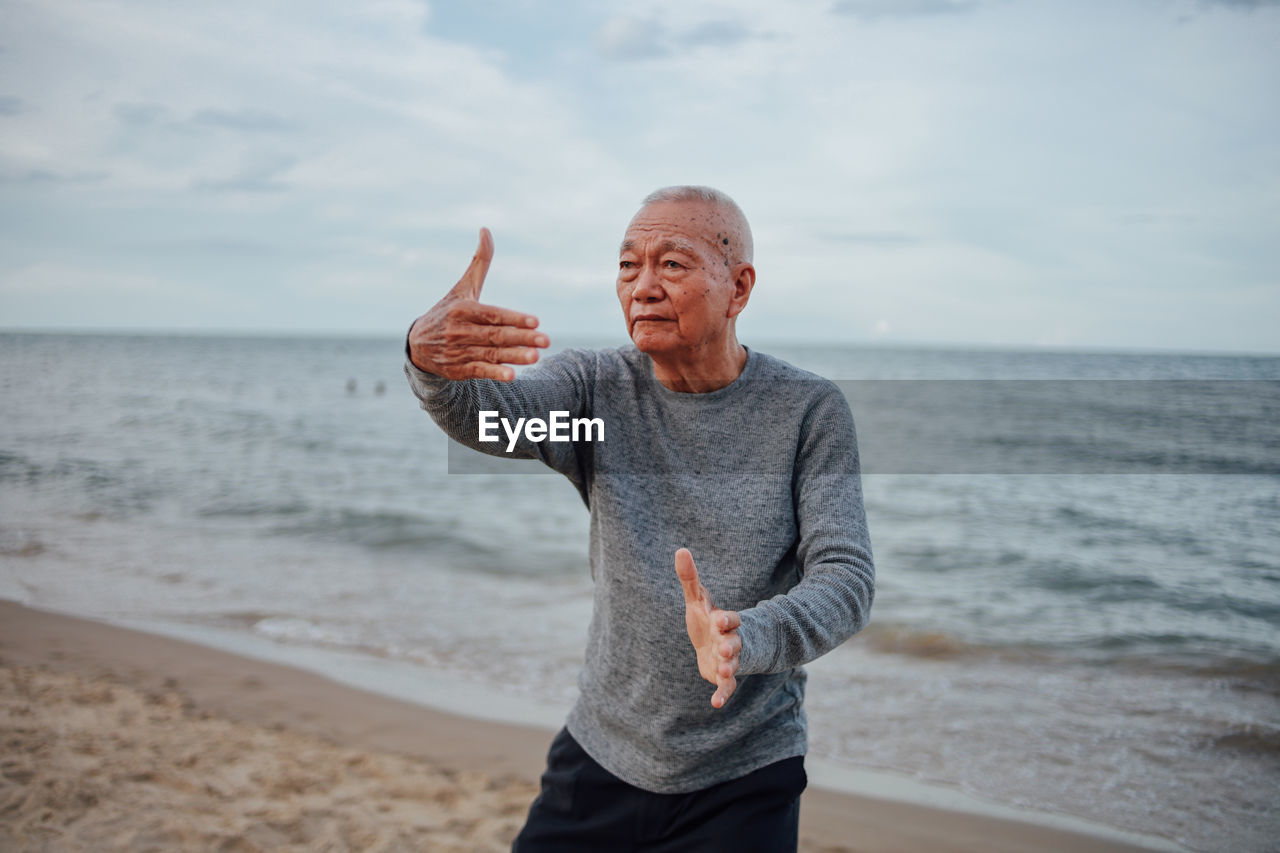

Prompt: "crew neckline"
[644,346,759,402]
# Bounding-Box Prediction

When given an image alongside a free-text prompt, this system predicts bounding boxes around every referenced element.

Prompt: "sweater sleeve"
[403,345,596,484]
[734,385,875,675]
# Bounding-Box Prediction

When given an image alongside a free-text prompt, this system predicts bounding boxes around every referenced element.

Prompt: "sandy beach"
[0,601,1173,852]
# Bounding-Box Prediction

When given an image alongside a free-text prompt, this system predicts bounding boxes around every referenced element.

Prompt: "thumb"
[450,227,494,301]
[674,548,703,606]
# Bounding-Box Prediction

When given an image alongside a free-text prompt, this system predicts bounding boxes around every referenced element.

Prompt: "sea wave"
[856,623,1013,661]
[261,506,582,576]
[197,500,311,519]
[855,621,1280,680]
[1209,723,1280,756]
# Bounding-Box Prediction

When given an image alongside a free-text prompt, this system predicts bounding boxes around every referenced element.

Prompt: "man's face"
[616,200,746,358]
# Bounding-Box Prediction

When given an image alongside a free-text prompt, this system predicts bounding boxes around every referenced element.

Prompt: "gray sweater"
[404,345,874,793]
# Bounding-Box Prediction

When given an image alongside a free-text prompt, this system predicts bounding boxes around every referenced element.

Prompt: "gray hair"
[639,185,754,265]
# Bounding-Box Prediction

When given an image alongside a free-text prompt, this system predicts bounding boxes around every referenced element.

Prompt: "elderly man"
[404,186,874,852]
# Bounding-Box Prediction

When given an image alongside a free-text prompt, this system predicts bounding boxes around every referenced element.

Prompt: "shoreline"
[0,600,1183,852]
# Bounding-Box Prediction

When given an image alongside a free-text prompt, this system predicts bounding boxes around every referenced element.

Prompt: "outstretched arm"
[403,229,600,488]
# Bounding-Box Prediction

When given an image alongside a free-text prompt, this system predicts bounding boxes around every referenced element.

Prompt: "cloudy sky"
[1,0,1277,353]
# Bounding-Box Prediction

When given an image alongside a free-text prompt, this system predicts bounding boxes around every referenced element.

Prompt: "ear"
[725,263,755,320]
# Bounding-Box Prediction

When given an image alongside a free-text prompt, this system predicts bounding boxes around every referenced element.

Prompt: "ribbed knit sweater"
[404,345,874,793]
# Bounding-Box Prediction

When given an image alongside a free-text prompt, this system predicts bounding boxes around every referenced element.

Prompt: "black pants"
[512,728,806,853]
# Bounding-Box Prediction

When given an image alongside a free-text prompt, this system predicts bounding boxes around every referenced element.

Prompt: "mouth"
[632,314,672,323]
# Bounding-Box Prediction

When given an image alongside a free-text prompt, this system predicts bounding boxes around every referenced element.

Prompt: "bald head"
[635,186,754,268]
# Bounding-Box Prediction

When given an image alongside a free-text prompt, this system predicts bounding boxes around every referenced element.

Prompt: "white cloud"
[594,12,771,60]
[595,16,671,60]
[831,0,978,21]
[0,0,1276,352]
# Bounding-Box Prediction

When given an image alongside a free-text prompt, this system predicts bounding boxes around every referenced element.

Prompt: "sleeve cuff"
[735,606,779,676]
[403,329,452,398]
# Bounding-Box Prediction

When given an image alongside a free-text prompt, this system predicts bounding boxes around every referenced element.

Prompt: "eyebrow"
[619,238,699,255]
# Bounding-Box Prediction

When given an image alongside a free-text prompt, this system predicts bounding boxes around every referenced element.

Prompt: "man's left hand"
[675,548,742,709]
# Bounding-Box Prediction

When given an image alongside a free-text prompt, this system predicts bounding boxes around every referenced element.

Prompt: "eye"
[619,260,635,269]
[662,259,683,270]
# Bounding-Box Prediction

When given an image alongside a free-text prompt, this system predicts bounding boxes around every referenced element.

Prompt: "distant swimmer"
[404,186,874,852]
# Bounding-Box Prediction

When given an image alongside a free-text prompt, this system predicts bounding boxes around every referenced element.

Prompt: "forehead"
[622,200,725,250]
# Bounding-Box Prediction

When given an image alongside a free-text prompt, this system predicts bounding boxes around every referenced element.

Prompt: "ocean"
[1,331,1277,851]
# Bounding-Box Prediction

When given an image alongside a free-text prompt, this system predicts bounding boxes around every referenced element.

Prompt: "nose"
[632,266,665,302]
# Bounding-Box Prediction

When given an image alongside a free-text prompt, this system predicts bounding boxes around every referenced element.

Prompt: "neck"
[648,335,748,393]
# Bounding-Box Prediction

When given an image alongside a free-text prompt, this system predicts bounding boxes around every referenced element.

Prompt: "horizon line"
[1,325,1277,360]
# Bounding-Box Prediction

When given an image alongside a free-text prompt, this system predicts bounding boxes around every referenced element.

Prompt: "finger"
[674,548,702,605]
[450,227,494,301]
[712,674,738,709]
[718,656,739,679]
[716,610,741,633]
[461,324,549,348]
[465,345,541,366]
[465,302,541,330]
[717,633,742,659]
[461,361,516,382]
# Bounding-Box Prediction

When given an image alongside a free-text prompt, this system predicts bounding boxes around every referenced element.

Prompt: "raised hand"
[675,548,742,709]
[408,228,549,381]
